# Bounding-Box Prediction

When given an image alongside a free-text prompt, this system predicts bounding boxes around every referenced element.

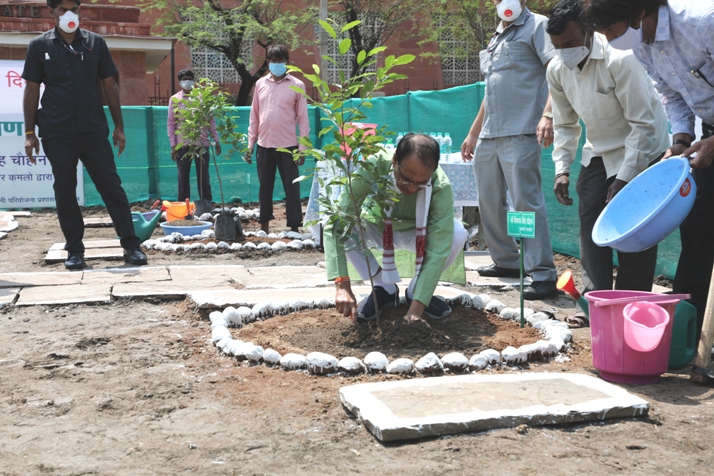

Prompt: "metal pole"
[319,0,328,82]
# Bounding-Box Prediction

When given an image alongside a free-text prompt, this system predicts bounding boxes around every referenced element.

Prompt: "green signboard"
[507,211,536,239]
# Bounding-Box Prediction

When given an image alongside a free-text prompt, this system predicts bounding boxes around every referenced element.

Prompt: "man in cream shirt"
[545,0,670,327]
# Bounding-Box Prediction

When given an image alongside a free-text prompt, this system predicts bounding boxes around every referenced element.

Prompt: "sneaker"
[357,286,400,322]
[405,292,452,320]
[476,263,521,278]
[523,280,557,300]
[124,248,148,265]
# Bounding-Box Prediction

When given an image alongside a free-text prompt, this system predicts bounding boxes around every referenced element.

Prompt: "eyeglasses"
[395,164,429,189]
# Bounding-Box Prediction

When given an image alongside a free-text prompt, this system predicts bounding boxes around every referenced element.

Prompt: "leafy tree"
[289,21,415,323]
[139,0,317,105]
[329,0,427,79]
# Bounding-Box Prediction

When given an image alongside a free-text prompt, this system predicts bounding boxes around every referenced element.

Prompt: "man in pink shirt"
[246,45,310,233]
[167,68,221,205]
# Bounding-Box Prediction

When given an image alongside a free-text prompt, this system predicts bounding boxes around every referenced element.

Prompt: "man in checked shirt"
[245,45,310,234]
[582,0,714,330]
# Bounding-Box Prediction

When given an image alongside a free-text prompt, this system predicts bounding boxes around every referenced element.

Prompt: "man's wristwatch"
[672,139,691,148]
[542,112,553,119]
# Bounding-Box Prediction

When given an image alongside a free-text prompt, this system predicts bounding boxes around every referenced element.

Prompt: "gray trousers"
[576,157,657,293]
[473,135,556,282]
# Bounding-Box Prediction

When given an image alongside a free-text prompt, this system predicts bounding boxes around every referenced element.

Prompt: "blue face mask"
[269,62,287,77]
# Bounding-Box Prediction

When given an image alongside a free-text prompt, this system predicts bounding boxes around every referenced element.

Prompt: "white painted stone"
[222,306,242,326]
[416,353,444,375]
[179,244,192,252]
[387,358,415,375]
[217,241,231,250]
[485,299,506,313]
[501,346,527,365]
[364,352,389,373]
[257,242,271,250]
[169,244,180,252]
[216,337,232,352]
[499,308,518,320]
[543,326,572,344]
[315,298,332,309]
[267,233,279,239]
[469,354,488,371]
[307,352,339,375]
[442,352,469,373]
[301,233,313,240]
[271,241,287,251]
[236,306,253,322]
[280,353,307,370]
[277,231,287,239]
[290,299,313,311]
[519,340,559,361]
[263,348,282,365]
[211,326,231,344]
[204,242,217,252]
[480,349,501,365]
[191,234,203,241]
[302,239,317,249]
[244,231,255,237]
[477,294,491,306]
[233,341,254,361]
[251,302,271,319]
[339,373,651,442]
[210,311,228,329]
[287,240,303,250]
[287,231,302,239]
[245,344,265,363]
[453,294,473,307]
[202,230,215,238]
[230,243,242,251]
[190,243,205,251]
[339,357,366,375]
[269,300,291,315]
[526,312,550,326]
[256,230,268,238]
[199,213,213,221]
[243,242,257,250]
[548,337,566,352]
[224,339,243,356]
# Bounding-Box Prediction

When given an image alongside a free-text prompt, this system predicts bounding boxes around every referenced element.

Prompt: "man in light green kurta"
[324,133,468,324]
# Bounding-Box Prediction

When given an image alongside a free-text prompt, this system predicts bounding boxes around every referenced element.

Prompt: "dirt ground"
[1,204,713,475]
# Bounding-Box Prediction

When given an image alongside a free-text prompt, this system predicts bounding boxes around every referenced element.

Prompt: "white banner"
[0,59,84,209]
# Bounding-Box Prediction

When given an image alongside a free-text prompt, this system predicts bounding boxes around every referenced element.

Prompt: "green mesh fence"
[84,83,679,278]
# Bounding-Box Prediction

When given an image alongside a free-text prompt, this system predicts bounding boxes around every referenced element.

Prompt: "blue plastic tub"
[160,221,212,236]
[592,156,696,253]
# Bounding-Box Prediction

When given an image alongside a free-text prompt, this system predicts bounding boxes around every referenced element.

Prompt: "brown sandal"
[565,312,589,328]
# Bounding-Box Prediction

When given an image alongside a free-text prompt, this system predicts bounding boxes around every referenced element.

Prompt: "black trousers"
[674,123,714,325]
[176,146,212,202]
[41,131,140,253]
[256,145,302,228]
[576,157,657,293]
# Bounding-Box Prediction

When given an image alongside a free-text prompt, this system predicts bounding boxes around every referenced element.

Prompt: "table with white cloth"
[304,154,480,245]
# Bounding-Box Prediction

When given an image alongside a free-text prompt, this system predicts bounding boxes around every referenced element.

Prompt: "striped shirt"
[634,0,714,136]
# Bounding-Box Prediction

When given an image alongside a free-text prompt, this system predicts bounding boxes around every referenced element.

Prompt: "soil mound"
[237,306,541,360]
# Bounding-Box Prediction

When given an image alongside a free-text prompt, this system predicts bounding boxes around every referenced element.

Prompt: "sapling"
[288,20,415,324]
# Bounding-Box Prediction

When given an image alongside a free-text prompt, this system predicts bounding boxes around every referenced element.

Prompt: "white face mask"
[179,80,194,91]
[556,33,591,70]
[609,25,643,51]
[497,0,523,22]
[59,11,79,34]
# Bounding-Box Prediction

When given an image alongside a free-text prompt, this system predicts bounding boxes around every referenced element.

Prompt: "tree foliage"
[329,0,426,79]
[139,0,317,105]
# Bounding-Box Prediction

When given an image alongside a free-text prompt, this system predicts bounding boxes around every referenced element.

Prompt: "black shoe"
[477,263,521,278]
[357,286,399,322]
[405,292,452,320]
[124,248,148,265]
[65,252,86,270]
[523,280,557,300]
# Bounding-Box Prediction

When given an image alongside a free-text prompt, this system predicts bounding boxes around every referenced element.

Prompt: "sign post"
[507,211,536,328]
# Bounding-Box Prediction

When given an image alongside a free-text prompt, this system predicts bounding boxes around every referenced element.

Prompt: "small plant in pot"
[173,78,249,241]
[289,20,415,324]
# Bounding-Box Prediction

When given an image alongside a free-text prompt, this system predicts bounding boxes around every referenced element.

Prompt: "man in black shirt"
[22,0,147,269]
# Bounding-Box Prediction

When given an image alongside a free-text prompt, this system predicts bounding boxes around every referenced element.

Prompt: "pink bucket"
[585,290,680,384]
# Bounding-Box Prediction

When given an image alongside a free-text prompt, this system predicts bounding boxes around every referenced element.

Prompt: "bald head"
[394,133,440,170]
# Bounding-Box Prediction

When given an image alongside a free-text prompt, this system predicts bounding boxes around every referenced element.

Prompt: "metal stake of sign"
[507,211,536,328]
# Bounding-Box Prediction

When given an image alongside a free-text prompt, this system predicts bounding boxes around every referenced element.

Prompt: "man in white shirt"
[546,0,670,327]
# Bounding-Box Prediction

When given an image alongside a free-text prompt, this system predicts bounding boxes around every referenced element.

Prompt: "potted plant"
[173,79,250,241]
[289,20,415,323]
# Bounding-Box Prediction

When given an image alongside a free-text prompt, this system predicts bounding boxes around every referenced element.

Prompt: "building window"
[191,46,241,84]
[435,14,482,85]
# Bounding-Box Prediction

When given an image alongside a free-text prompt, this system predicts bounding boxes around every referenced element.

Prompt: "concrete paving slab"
[0,219,19,232]
[0,272,82,288]
[168,265,245,289]
[112,283,187,300]
[0,211,31,218]
[81,266,171,285]
[0,287,19,307]
[0,232,6,240]
[340,373,649,442]
[16,284,112,306]
[189,287,336,309]
[45,247,125,263]
[49,239,122,251]
[236,266,331,289]
[84,217,114,227]
[466,271,531,287]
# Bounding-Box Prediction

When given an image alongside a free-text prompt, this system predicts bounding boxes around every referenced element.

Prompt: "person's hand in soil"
[334,280,358,323]
[403,301,431,327]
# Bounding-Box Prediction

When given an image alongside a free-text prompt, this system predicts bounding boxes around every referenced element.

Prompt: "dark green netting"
[82,83,679,278]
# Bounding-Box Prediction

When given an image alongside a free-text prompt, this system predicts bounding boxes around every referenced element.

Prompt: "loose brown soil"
[1,202,713,474]
[239,306,541,360]
[165,219,208,226]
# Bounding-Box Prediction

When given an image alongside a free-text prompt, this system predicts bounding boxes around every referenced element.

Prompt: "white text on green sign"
[507,211,536,238]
